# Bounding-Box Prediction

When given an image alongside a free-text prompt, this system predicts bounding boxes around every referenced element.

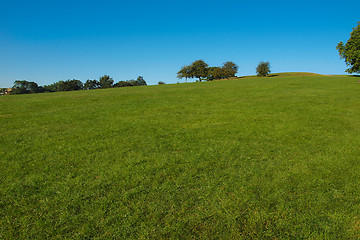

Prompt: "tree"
[190,60,208,82]
[207,67,224,81]
[177,65,191,83]
[84,79,100,90]
[56,79,83,91]
[337,22,360,74]
[126,79,138,86]
[114,77,147,88]
[256,61,271,77]
[134,76,147,86]
[99,75,114,88]
[222,61,238,78]
[158,81,166,85]
[43,83,57,92]
[114,80,132,88]
[12,80,39,94]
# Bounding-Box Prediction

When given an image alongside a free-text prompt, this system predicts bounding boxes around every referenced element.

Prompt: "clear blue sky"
[0,0,359,87]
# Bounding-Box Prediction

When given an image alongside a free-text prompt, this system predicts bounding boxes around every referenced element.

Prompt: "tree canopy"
[177,60,238,82]
[12,80,39,94]
[222,61,238,78]
[177,65,192,83]
[135,76,147,86]
[7,75,147,95]
[337,22,360,74]
[190,60,209,82]
[256,61,271,77]
[56,79,83,91]
[99,75,114,89]
[207,67,224,81]
[113,76,147,88]
[84,80,100,90]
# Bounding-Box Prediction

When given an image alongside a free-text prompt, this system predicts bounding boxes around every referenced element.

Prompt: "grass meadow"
[1,73,360,239]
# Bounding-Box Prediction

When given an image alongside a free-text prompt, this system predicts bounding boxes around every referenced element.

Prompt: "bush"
[158,81,166,85]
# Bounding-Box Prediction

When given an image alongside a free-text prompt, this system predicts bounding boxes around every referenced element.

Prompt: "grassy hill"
[1,74,360,239]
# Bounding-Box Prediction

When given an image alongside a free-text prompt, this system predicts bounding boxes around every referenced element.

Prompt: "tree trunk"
[198,77,201,82]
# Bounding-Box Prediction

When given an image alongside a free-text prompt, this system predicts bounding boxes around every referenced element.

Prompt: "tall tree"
[256,61,271,77]
[84,79,100,90]
[207,67,224,81]
[337,22,360,74]
[99,75,114,89]
[12,80,39,94]
[114,80,132,88]
[56,79,83,91]
[189,60,208,82]
[222,61,238,78]
[134,76,147,86]
[43,83,57,92]
[177,65,192,83]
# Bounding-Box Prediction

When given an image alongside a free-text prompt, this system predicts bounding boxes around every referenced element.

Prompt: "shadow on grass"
[267,74,279,77]
[350,75,360,77]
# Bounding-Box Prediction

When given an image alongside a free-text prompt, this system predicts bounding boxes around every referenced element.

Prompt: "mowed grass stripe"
[1,74,360,239]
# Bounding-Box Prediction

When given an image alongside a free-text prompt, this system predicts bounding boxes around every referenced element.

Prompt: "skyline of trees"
[8,75,147,95]
[4,59,276,96]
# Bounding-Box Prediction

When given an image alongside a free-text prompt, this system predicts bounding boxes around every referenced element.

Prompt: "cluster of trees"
[177,60,273,81]
[177,60,238,82]
[9,75,147,95]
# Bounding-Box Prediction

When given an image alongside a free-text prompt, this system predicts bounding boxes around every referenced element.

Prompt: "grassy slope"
[1,74,360,239]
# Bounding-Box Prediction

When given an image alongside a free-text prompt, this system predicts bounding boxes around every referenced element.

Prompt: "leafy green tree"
[190,60,208,82]
[43,83,57,92]
[84,79,100,90]
[337,22,360,74]
[56,79,83,91]
[134,76,147,86]
[177,65,192,83]
[36,86,45,93]
[222,61,238,78]
[114,80,132,87]
[127,79,138,86]
[114,77,147,88]
[256,61,271,77]
[12,80,39,94]
[207,67,224,81]
[99,75,114,88]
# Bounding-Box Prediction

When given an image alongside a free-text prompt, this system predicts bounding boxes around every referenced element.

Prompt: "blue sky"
[0,0,359,87]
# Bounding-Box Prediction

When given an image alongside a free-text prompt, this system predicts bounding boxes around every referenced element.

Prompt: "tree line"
[177,60,271,82]
[2,60,274,96]
[5,75,147,95]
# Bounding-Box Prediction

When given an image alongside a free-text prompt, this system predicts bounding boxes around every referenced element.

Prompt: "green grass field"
[1,73,360,239]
